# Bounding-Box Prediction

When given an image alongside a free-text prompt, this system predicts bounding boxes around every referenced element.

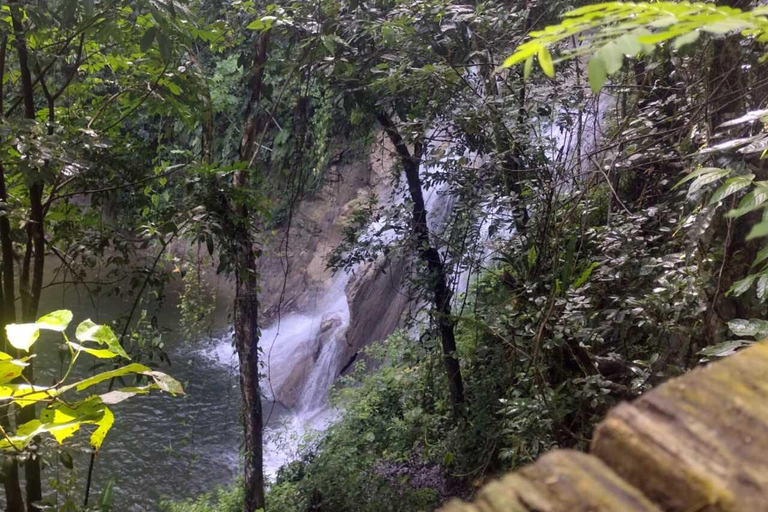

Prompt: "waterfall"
[205,270,352,476]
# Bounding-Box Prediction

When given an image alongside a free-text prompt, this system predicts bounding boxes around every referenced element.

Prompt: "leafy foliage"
[504,2,768,91]
[0,310,182,453]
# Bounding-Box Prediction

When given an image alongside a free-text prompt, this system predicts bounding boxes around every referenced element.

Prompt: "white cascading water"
[207,270,351,476]
[204,116,519,477]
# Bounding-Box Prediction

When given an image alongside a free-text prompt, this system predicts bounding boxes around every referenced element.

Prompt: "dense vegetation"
[2,0,768,510]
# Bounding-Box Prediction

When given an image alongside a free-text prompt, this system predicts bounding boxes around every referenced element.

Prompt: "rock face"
[256,138,410,408]
[439,342,768,512]
[343,257,410,367]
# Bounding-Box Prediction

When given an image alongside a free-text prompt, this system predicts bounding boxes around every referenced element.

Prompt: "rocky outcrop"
[439,342,768,512]
[255,137,410,408]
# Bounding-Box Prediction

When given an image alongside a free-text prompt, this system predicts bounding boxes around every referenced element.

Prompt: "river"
[31,269,268,511]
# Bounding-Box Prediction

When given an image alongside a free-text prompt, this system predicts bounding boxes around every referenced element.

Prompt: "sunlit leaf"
[6,324,40,352]
[36,310,73,331]
[62,363,151,394]
[90,407,114,450]
[144,371,184,395]
[537,46,554,78]
[75,320,129,359]
[67,342,119,359]
[727,187,768,218]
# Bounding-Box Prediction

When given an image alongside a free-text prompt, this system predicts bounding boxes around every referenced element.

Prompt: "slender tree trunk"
[9,3,43,508]
[0,32,25,512]
[235,30,269,512]
[376,112,465,413]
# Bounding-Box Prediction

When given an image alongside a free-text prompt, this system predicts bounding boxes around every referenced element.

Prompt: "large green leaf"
[63,363,151,393]
[5,324,39,352]
[36,310,73,331]
[673,167,727,189]
[700,339,752,358]
[728,275,757,297]
[75,320,129,359]
[537,46,554,78]
[6,309,74,351]
[0,384,59,407]
[90,406,114,450]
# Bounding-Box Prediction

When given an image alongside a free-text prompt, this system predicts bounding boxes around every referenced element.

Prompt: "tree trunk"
[9,3,43,508]
[0,33,24,512]
[376,112,465,413]
[235,29,269,512]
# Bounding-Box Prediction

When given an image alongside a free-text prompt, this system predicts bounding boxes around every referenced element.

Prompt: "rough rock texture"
[440,451,661,512]
[439,343,768,512]
[343,256,410,367]
[592,342,768,512]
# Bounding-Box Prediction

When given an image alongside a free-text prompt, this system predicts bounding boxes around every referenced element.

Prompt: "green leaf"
[599,41,624,75]
[63,363,151,394]
[76,320,129,359]
[757,275,768,301]
[502,44,539,68]
[728,275,757,297]
[700,339,751,358]
[6,310,73,352]
[709,174,754,205]
[0,384,60,407]
[537,46,554,78]
[687,169,731,196]
[144,371,184,395]
[67,342,119,359]
[727,186,768,218]
[727,318,768,337]
[587,55,607,93]
[36,310,73,331]
[99,479,115,510]
[527,245,537,270]
[637,28,687,45]
[614,34,642,58]
[572,262,601,289]
[523,56,533,80]
[0,353,30,385]
[747,221,768,240]
[701,18,754,34]
[5,324,40,352]
[91,406,114,450]
[40,407,81,445]
[674,30,700,49]
[673,167,727,189]
[753,245,768,269]
[157,32,172,62]
[140,27,157,53]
